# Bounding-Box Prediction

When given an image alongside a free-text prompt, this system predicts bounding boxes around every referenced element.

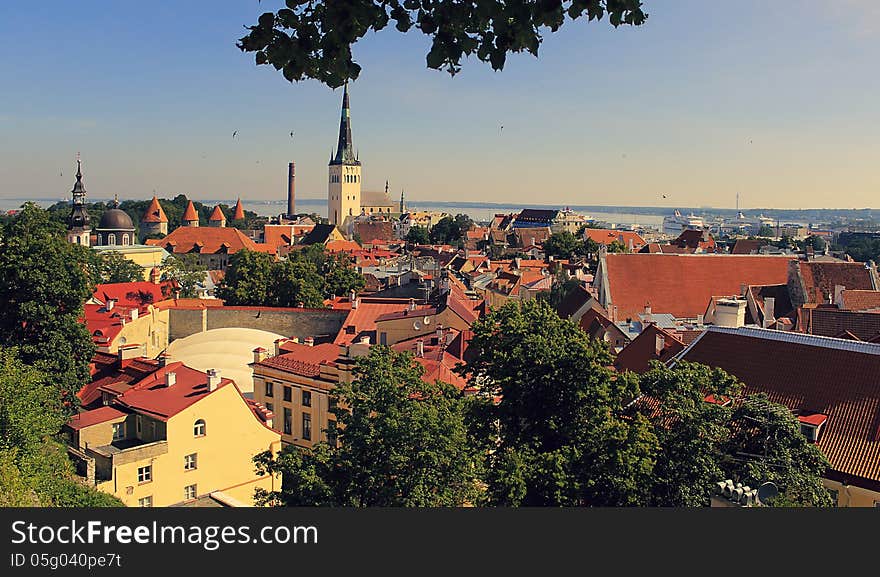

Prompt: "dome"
[98,208,135,231]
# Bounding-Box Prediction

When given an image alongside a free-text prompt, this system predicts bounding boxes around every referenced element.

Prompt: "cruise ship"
[662,210,705,235]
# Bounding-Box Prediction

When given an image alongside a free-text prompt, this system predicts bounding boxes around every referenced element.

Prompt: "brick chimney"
[273,338,286,356]
[304,336,315,347]
[253,347,268,364]
[416,339,424,357]
[106,298,117,311]
[165,371,177,387]
[130,308,139,322]
[118,344,142,368]
[206,369,221,391]
[763,297,776,328]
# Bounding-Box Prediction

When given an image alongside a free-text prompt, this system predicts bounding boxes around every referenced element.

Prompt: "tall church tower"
[67,154,91,246]
[328,82,361,228]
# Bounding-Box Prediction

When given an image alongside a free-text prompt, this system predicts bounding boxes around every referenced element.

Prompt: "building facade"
[328,83,362,229]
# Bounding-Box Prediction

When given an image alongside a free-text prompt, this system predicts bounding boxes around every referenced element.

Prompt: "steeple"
[330,82,359,166]
[399,189,406,214]
[71,153,86,205]
[67,153,91,244]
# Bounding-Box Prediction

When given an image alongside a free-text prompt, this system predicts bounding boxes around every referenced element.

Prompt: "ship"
[662,210,705,235]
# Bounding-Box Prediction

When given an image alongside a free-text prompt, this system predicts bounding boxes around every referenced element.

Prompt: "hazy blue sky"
[1,1,878,209]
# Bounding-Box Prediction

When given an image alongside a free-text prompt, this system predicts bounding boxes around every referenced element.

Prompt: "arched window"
[108,233,116,246]
[122,234,130,246]
[193,419,206,437]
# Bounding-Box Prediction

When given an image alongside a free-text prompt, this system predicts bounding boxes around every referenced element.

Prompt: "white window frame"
[184,484,197,501]
[138,496,153,507]
[184,453,198,471]
[193,419,206,437]
[112,422,125,441]
[137,465,152,484]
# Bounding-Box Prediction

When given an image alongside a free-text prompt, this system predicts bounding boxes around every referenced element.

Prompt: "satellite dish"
[423,316,431,325]
[756,482,779,505]
[413,321,422,330]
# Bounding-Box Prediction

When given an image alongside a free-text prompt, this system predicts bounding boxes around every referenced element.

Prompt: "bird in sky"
[290,131,294,138]
[662,194,667,199]
[500,125,504,134]
[232,130,238,139]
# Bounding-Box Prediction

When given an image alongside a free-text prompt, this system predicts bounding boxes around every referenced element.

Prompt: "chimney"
[834,285,845,308]
[206,368,221,391]
[106,298,116,311]
[290,337,299,344]
[628,238,634,252]
[359,336,370,345]
[655,334,665,356]
[165,371,177,388]
[274,338,285,356]
[130,308,138,322]
[408,299,416,311]
[416,339,424,357]
[435,324,443,343]
[157,353,168,367]
[287,162,296,217]
[763,297,776,328]
[150,267,161,285]
[304,336,315,347]
[118,344,142,368]
[253,347,268,364]
[643,303,653,324]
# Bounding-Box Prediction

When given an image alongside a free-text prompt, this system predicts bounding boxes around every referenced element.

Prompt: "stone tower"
[327,82,361,229]
[67,154,91,246]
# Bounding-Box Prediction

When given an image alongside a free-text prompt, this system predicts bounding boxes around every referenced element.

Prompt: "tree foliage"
[0,347,123,507]
[218,246,365,307]
[160,254,207,299]
[254,346,480,506]
[0,203,95,412]
[543,231,583,260]
[429,214,473,246]
[405,225,430,245]
[92,251,145,284]
[239,0,648,87]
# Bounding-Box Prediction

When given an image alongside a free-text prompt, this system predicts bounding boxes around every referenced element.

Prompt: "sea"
[1,197,665,229]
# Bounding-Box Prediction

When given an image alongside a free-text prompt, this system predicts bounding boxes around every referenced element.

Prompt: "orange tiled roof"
[841,290,880,312]
[797,261,875,305]
[67,406,128,430]
[182,200,198,222]
[147,226,263,255]
[233,198,245,221]
[142,196,168,223]
[334,298,432,345]
[258,342,340,377]
[326,240,362,253]
[614,324,685,374]
[209,205,226,222]
[602,254,794,319]
[585,228,646,249]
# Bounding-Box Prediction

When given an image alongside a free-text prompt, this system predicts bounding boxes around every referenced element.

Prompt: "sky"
[0,0,878,209]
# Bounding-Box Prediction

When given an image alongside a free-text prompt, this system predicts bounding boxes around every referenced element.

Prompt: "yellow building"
[92,244,170,281]
[66,362,281,507]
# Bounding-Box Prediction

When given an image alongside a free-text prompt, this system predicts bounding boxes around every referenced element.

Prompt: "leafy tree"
[543,231,583,260]
[537,271,581,310]
[323,252,366,299]
[462,299,657,505]
[0,347,123,507]
[429,213,472,246]
[160,254,207,299]
[606,239,629,253]
[254,346,480,506]
[271,258,326,308]
[757,224,775,237]
[638,362,833,507]
[405,225,430,245]
[0,203,95,412]
[93,251,145,283]
[215,250,275,305]
[239,1,648,87]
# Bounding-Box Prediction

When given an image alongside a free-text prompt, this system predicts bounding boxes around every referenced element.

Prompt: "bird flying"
[232,131,238,139]
[290,131,294,138]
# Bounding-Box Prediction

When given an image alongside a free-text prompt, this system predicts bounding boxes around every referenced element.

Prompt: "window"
[184,453,198,471]
[193,419,206,437]
[266,402,274,413]
[327,419,338,448]
[828,489,839,507]
[800,424,817,443]
[265,381,274,398]
[283,386,291,403]
[112,422,125,441]
[137,465,152,484]
[108,233,116,246]
[302,390,311,407]
[302,412,312,441]
[136,416,142,435]
[874,500,880,508]
[184,484,197,501]
[138,496,152,507]
[283,408,292,435]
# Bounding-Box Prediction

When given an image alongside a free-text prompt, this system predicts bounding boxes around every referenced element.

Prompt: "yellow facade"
[824,478,880,507]
[374,308,471,347]
[74,383,280,507]
[97,305,170,358]
[92,245,169,280]
[328,163,361,228]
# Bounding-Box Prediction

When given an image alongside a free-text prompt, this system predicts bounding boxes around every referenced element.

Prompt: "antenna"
[756,482,779,506]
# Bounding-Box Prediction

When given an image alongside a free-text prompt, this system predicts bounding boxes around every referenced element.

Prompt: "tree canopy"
[91,251,146,284]
[0,203,95,413]
[160,254,208,299]
[239,0,648,87]
[253,346,480,506]
[405,225,430,245]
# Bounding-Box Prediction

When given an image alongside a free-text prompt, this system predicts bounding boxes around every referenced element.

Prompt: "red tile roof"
[67,406,129,430]
[601,254,794,319]
[584,228,646,250]
[147,226,267,255]
[113,362,233,421]
[142,196,168,223]
[614,324,685,374]
[797,261,875,305]
[800,307,880,341]
[78,353,161,407]
[334,298,433,345]
[233,198,245,221]
[325,240,362,253]
[840,290,880,312]
[93,281,175,308]
[209,205,226,222]
[392,331,470,391]
[183,200,198,222]
[676,326,880,490]
[257,343,340,377]
[731,239,767,255]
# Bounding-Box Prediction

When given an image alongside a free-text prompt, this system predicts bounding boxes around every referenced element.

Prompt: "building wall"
[374,308,470,347]
[328,164,361,227]
[824,478,880,507]
[205,308,347,341]
[107,306,170,358]
[95,384,280,507]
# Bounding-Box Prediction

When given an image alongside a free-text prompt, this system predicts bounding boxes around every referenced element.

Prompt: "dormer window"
[797,412,828,443]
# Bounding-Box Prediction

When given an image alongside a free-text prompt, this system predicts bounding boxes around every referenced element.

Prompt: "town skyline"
[2,1,879,209]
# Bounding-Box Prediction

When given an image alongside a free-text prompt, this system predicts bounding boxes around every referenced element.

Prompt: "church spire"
[330,82,359,166]
[71,153,86,204]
